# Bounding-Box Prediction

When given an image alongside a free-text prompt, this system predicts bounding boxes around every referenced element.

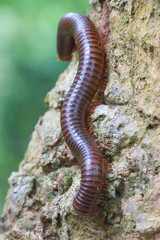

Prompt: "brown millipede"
[57,12,108,216]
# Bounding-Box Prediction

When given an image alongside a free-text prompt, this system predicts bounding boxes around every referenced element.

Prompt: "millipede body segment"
[57,12,105,216]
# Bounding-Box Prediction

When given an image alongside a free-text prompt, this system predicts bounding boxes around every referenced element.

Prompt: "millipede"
[57,12,108,216]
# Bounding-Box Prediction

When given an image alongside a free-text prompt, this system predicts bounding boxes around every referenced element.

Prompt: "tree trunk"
[0,0,160,239]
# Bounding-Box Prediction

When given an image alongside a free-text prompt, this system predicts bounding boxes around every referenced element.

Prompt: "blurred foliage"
[0,0,89,215]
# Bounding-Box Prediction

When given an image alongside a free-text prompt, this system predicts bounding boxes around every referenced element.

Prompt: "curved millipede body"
[57,12,105,216]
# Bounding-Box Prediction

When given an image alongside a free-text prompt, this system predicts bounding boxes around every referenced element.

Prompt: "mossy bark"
[0,0,160,239]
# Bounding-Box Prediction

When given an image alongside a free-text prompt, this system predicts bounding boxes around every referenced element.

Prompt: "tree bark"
[0,0,160,239]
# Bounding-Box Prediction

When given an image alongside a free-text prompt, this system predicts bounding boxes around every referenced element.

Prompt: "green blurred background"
[0,0,89,215]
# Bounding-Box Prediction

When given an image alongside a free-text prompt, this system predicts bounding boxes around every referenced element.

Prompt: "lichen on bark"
[0,0,160,239]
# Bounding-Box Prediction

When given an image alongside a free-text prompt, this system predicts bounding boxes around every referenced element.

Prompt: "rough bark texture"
[0,0,160,239]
